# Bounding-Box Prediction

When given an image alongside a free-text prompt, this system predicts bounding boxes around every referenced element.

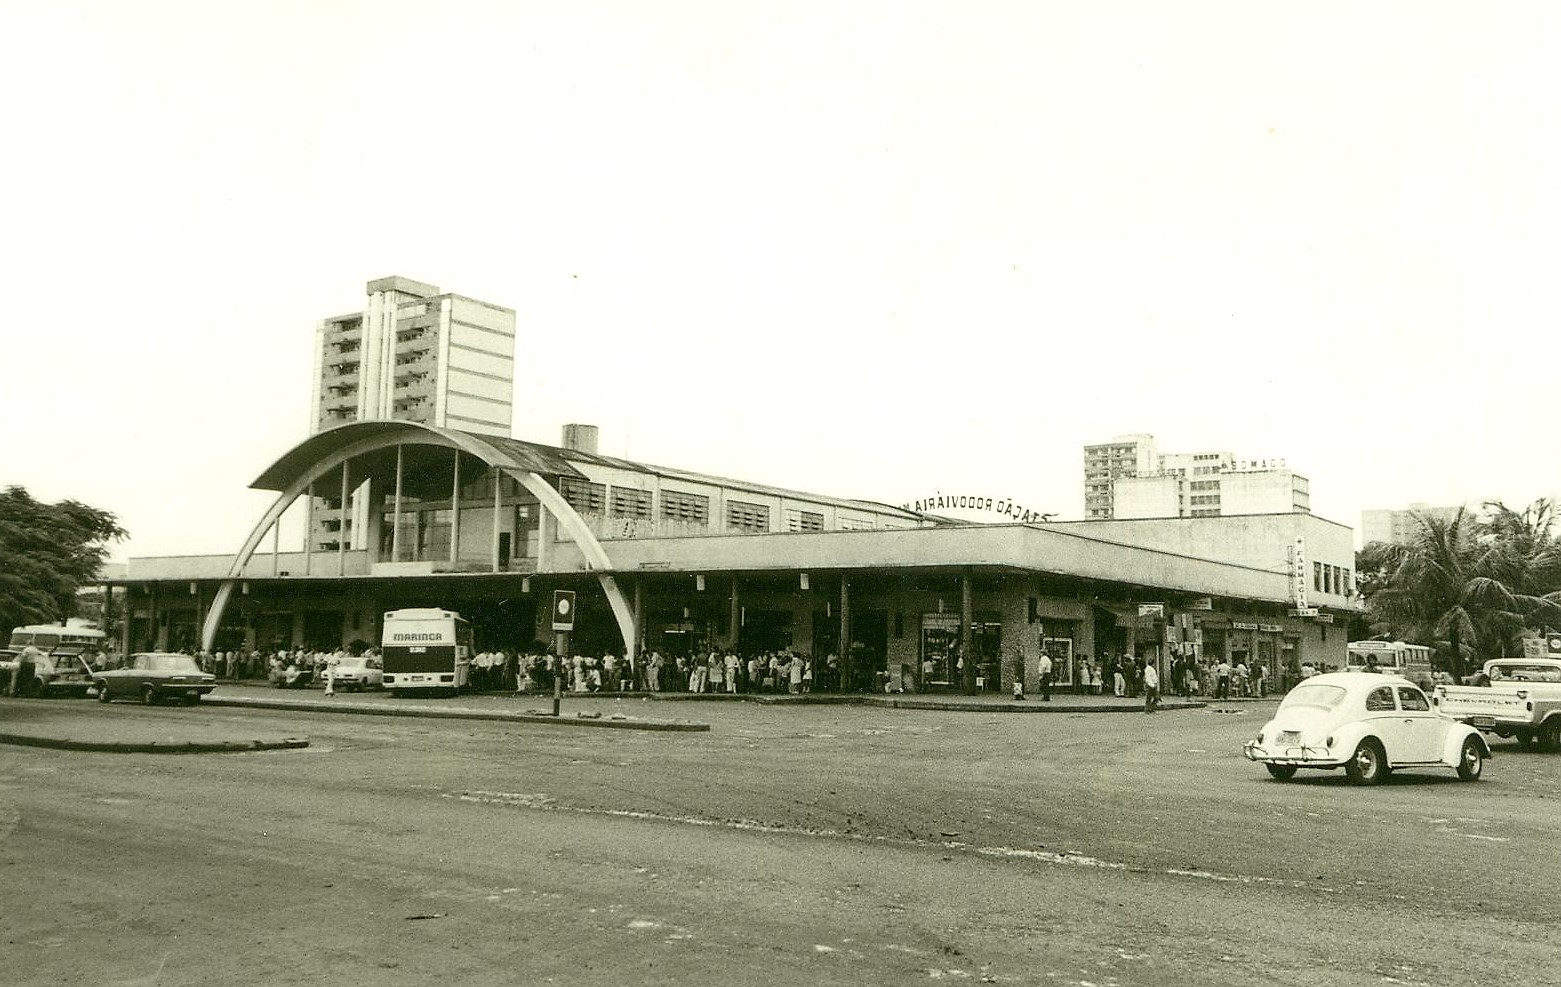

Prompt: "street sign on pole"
[552,590,576,631]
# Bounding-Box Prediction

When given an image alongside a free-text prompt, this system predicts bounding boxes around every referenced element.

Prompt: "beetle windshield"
[1279,683,1347,712]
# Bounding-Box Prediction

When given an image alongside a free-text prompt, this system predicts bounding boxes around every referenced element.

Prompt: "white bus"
[6,622,107,697]
[380,608,473,697]
[1347,640,1434,691]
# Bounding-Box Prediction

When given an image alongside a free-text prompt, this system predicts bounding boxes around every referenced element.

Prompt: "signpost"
[551,590,575,716]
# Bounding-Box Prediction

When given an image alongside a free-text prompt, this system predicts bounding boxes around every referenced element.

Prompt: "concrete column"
[392,444,404,562]
[303,483,315,576]
[537,508,551,571]
[961,569,975,694]
[450,450,461,567]
[272,517,281,577]
[633,580,644,656]
[839,576,850,692]
[729,576,741,650]
[491,466,502,573]
[338,460,349,577]
[119,585,131,657]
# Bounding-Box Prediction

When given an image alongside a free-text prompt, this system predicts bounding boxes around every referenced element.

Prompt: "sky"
[3,1,1559,563]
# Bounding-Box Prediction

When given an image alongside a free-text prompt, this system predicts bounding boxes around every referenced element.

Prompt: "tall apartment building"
[311,276,517,437]
[1085,434,1307,520]
[1360,503,1465,546]
[1083,434,1161,519]
[308,276,517,551]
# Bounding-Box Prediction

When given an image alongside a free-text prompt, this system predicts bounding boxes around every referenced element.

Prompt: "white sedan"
[326,656,383,691]
[1243,672,1489,784]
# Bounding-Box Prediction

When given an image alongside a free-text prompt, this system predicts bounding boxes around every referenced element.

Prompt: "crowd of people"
[74,644,1333,701]
[508,649,833,695]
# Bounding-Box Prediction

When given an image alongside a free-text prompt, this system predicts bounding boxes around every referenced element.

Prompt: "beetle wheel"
[1344,740,1386,785]
[1455,737,1484,781]
[1265,764,1297,781]
[140,684,157,706]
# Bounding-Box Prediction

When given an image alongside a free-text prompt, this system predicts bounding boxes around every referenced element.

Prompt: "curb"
[0,732,310,754]
[201,696,710,732]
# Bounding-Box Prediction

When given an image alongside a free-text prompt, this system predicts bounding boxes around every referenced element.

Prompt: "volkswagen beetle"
[1243,672,1489,784]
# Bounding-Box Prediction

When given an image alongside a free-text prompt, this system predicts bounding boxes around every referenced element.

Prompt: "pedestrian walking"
[1142,659,1160,713]
[1038,649,1053,702]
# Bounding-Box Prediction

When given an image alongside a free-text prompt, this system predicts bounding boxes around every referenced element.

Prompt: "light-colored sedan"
[326,656,383,692]
[1243,672,1489,784]
[95,653,217,706]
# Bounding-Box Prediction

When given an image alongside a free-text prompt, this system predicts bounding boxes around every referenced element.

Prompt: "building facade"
[114,421,1362,697]
[1113,465,1310,519]
[310,276,517,436]
[1085,433,1306,520]
[1360,503,1466,546]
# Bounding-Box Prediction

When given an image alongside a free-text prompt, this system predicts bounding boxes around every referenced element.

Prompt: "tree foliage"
[0,485,126,633]
[1359,499,1561,677]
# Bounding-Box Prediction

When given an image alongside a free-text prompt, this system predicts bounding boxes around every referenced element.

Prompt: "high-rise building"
[308,276,517,551]
[311,276,516,437]
[1083,434,1159,519]
[1360,503,1466,546]
[1085,434,1307,520]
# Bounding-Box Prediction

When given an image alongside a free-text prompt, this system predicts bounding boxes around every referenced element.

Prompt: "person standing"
[1143,658,1160,713]
[1037,648,1053,702]
[1215,657,1232,700]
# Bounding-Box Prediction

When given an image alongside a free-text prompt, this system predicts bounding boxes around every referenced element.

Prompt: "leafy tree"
[0,486,126,634]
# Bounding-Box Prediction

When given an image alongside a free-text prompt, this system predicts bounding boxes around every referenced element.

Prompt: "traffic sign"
[551,590,576,631]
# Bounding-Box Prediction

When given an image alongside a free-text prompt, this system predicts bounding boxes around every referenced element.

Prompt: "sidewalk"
[0,698,311,754]
[212,680,1269,714]
[0,685,1273,753]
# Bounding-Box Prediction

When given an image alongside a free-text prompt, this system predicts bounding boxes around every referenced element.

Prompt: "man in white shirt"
[1038,650,1053,702]
[1143,659,1160,713]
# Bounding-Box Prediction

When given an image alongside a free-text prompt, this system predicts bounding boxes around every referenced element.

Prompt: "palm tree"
[1363,500,1561,676]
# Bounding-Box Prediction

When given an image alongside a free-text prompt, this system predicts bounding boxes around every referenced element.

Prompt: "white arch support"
[201,425,637,659]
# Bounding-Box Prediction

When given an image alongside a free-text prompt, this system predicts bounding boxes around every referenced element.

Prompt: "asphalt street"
[3,696,1558,986]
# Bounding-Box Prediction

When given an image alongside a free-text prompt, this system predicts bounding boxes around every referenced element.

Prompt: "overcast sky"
[4,2,1558,562]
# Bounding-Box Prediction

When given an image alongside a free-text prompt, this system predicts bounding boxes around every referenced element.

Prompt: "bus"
[1347,640,1434,691]
[380,608,473,696]
[6,622,107,697]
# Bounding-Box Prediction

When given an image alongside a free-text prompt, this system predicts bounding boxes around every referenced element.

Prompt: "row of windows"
[556,478,847,533]
[1313,561,1352,596]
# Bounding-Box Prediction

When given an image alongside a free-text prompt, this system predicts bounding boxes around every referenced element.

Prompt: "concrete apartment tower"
[311,276,517,436]
[307,276,517,552]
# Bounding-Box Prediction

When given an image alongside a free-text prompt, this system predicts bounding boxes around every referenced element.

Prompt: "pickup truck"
[1432,657,1561,750]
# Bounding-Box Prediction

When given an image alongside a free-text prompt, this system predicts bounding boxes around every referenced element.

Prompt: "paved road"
[3,699,1558,986]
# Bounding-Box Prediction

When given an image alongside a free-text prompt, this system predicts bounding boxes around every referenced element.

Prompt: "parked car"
[327,655,383,691]
[1243,672,1490,784]
[95,652,217,705]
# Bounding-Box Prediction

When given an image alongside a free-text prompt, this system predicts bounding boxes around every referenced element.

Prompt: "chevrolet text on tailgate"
[1432,657,1561,751]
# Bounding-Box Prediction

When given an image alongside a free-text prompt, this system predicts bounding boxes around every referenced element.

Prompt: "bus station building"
[110,420,1363,694]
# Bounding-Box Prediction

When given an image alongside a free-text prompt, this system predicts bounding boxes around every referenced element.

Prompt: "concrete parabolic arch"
[200,421,636,661]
